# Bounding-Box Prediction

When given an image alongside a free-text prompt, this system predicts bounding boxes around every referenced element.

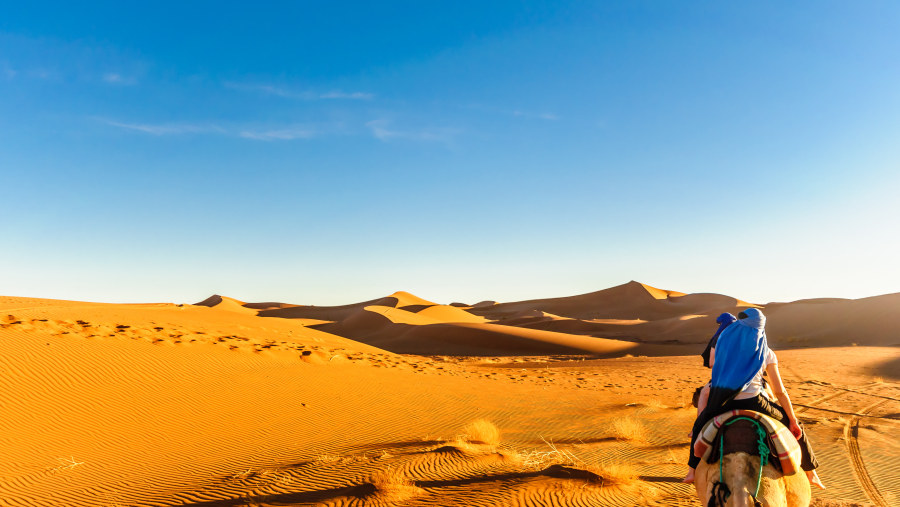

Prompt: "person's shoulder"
[767,348,778,363]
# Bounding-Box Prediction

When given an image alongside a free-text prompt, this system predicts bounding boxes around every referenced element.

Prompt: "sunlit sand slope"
[312,306,639,356]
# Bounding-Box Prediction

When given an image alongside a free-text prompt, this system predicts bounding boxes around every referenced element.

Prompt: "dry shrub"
[462,419,501,446]
[313,454,341,463]
[644,398,666,409]
[588,462,639,485]
[508,440,659,501]
[588,461,660,501]
[369,466,423,503]
[627,399,667,410]
[609,416,647,442]
[513,437,583,469]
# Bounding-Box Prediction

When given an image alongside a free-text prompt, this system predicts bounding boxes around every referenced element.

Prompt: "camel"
[694,419,811,507]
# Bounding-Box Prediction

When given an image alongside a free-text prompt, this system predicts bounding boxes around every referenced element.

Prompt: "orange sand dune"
[765,291,900,347]
[466,281,753,322]
[195,294,258,315]
[1,293,898,506]
[316,308,639,356]
[210,283,899,355]
[252,291,437,322]
[222,283,755,355]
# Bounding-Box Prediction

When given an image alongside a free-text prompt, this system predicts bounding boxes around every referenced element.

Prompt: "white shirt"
[734,348,778,400]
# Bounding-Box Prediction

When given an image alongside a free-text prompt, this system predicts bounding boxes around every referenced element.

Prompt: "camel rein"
[716,416,770,503]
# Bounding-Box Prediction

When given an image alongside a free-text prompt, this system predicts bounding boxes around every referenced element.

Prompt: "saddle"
[695,409,802,476]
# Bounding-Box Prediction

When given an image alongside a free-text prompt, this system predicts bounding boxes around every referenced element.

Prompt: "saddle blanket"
[696,409,802,475]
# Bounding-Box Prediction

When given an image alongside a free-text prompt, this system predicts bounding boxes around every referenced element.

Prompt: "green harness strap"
[718,416,771,501]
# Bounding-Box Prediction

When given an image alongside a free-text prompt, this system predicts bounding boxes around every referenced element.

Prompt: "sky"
[1,1,899,306]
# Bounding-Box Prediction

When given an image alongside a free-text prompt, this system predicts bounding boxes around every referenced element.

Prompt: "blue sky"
[2,1,899,305]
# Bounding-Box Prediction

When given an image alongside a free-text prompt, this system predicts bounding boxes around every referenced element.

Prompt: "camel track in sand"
[795,380,898,506]
[843,416,888,507]
[794,390,846,414]
[842,390,892,507]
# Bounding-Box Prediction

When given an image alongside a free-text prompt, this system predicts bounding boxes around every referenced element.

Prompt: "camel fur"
[695,451,811,507]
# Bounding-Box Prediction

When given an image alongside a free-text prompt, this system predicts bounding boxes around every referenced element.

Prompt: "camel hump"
[696,410,803,476]
[719,419,764,458]
[707,418,778,472]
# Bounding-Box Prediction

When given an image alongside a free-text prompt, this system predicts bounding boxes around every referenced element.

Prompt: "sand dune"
[249,291,436,322]
[196,282,900,355]
[316,311,639,356]
[195,294,259,315]
[765,291,900,347]
[466,281,748,322]
[2,286,898,506]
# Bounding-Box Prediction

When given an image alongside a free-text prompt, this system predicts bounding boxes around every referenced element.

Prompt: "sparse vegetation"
[369,466,423,503]
[505,438,659,500]
[587,462,639,485]
[48,456,84,473]
[513,436,583,469]
[461,419,501,446]
[609,416,648,442]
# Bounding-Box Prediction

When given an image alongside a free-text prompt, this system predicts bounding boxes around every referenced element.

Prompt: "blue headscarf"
[701,312,737,368]
[714,312,738,338]
[706,308,769,410]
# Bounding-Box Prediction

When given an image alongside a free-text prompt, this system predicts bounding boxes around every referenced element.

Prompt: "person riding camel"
[702,312,736,369]
[692,312,737,409]
[682,308,825,489]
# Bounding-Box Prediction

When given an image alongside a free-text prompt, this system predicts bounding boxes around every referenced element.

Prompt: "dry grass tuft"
[587,462,639,485]
[513,436,584,470]
[626,399,667,410]
[644,398,666,409]
[588,460,660,500]
[369,466,423,502]
[461,419,501,446]
[505,440,660,501]
[47,456,84,473]
[609,416,648,442]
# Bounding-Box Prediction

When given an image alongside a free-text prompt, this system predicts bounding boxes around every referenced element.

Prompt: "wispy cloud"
[101,116,455,144]
[467,104,560,121]
[226,82,374,100]
[366,119,458,143]
[318,90,374,100]
[239,127,316,141]
[24,68,58,80]
[100,118,318,141]
[1,33,147,85]
[511,110,559,121]
[102,72,137,85]
[101,119,223,136]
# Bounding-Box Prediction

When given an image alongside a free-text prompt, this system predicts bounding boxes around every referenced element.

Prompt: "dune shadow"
[179,483,376,506]
[647,442,690,450]
[874,356,900,381]
[179,465,602,506]
[414,464,598,488]
[536,437,617,445]
[353,440,444,451]
[639,475,683,483]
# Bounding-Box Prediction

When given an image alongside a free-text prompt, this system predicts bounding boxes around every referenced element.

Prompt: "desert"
[4,3,899,506]
[2,282,897,506]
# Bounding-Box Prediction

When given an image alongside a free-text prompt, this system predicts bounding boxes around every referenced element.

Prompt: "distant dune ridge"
[196,281,900,355]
